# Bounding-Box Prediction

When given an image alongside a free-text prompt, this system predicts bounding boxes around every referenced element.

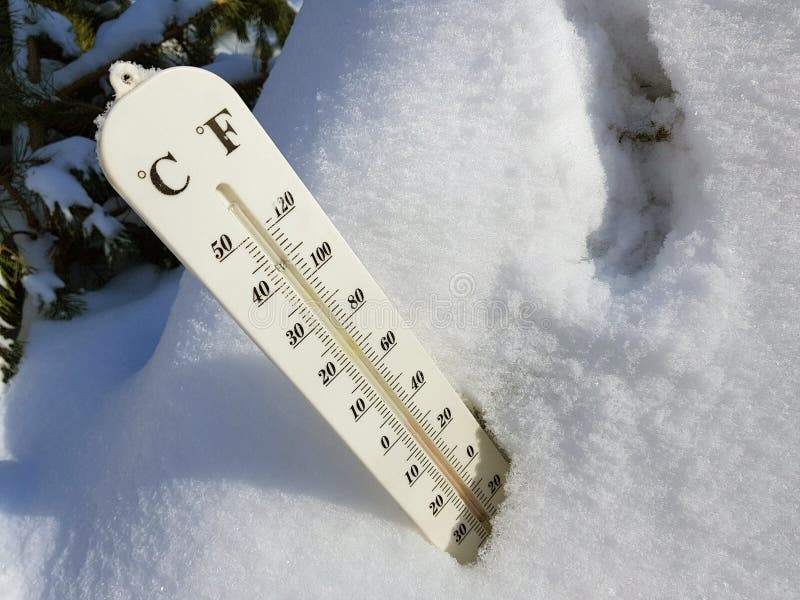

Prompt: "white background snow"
[2,0,799,598]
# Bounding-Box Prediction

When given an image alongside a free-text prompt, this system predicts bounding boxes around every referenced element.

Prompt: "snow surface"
[3,0,800,598]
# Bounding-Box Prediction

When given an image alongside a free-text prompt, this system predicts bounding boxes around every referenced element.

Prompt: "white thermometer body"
[98,67,508,563]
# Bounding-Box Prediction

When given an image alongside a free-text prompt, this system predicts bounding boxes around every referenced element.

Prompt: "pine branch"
[56,0,225,98]
[0,173,40,229]
[0,0,296,380]
[0,238,27,382]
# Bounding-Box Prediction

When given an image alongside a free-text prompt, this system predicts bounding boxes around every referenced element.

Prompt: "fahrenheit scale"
[98,66,508,563]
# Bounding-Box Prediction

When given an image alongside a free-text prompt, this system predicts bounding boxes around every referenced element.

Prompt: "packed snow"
[2,0,799,598]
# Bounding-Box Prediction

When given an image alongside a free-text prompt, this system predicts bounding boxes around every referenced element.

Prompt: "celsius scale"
[97,65,508,563]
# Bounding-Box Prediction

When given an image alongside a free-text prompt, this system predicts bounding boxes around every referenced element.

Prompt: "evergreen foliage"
[0,0,295,381]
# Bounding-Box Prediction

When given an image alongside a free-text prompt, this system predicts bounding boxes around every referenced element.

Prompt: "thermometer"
[97,65,508,563]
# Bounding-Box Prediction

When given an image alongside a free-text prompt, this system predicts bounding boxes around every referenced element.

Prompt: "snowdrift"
[2,1,798,598]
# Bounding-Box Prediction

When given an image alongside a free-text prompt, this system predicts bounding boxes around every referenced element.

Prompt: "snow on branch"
[24,137,102,217]
[52,0,218,93]
[9,0,81,73]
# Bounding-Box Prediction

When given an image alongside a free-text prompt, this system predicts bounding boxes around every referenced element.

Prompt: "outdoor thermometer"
[97,65,508,563]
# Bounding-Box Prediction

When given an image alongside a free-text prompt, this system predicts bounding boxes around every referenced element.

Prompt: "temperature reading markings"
[286,322,305,346]
[488,474,502,495]
[273,190,295,220]
[380,331,396,352]
[99,67,509,564]
[311,241,332,269]
[349,397,367,421]
[411,370,425,390]
[429,494,444,516]
[211,233,232,260]
[405,464,420,486]
[347,288,365,310]
[380,434,398,455]
[252,280,270,303]
[318,361,337,386]
[453,522,468,544]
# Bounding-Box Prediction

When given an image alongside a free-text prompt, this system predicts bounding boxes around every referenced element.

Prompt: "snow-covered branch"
[53,0,220,95]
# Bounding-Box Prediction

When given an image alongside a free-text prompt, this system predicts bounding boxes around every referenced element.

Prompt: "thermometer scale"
[97,65,508,563]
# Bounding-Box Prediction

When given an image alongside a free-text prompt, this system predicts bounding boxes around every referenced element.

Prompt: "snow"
[21,271,65,306]
[28,7,81,58]
[202,53,263,84]
[24,137,102,215]
[52,0,216,90]
[14,234,62,307]
[28,136,101,181]
[3,0,800,598]
[107,61,160,99]
[8,0,80,72]
[24,165,93,216]
[83,203,122,239]
[20,136,123,306]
